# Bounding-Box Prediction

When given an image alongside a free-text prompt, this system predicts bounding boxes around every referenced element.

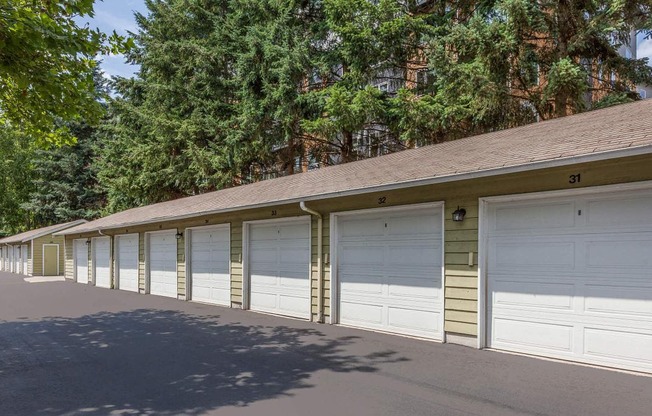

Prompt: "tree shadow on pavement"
[0,309,408,415]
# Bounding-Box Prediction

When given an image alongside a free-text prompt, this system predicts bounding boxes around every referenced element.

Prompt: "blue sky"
[85,0,652,81]
[81,0,148,79]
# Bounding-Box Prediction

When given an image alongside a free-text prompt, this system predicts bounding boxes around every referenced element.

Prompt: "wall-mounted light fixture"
[175,231,183,240]
[452,206,466,222]
[85,238,91,246]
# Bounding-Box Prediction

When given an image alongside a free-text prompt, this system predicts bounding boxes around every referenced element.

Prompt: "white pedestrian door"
[148,232,178,298]
[189,226,231,306]
[116,234,139,292]
[248,218,311,319]
[93,237,111,288]
[336,206,444,340]
[486,188,652,373]
[21,244,28,275]
[74,239,89,284]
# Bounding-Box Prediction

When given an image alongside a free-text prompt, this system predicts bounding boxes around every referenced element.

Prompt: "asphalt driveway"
[0,272,650,416]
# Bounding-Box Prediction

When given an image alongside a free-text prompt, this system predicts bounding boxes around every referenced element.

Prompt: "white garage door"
[21,244,28,275]
[116,234,139,292]
[148,231,178,298]
[14,246,21,274]
[189,225,230,306]
[248,218,311,319]
[486,187,652,373]
[7,246,16,272]
[74,239,89,284]
[336,205,444,340]
[92,237,111,288]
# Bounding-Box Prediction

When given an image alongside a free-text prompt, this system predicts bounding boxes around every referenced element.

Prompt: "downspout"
[299,201,324,323]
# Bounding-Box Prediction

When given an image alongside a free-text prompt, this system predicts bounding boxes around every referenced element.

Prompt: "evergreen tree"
[20,122,105,226]
[390,0,652,142]
[0,128,35,234]
[98,0,240,211]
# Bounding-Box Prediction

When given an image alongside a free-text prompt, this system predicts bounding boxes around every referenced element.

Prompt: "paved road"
[0,273,650,416]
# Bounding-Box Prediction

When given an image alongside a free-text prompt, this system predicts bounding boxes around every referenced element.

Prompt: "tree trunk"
[341,130,354,162]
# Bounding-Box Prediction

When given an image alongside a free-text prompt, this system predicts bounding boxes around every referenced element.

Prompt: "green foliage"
[0,128,35,234]
[0,0,132,145]
[4,0,645,220]
[20,122,106,226]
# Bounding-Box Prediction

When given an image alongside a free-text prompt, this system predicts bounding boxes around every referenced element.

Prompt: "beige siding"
[139,233,145,292]
[64,238,74,279]
[230,221,243,305]
[177,230,185,298]
[60,154,652,339]
[31,235,65,276]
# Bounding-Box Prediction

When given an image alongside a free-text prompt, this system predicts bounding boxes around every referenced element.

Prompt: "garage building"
[56,101,652,373]
[0,220,87,276]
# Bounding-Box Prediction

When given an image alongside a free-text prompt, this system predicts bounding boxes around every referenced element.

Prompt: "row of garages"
[0,244,29,275]
[6,101,652,374]
[0,220,86,277]
[60,181,652,374]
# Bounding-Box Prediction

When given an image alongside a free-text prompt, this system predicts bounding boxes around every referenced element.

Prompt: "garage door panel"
[250,225,280,240]
[192,286,230,302]
[493,202,576,232]
[279,224,310,240]
[387,243,440,266]
[586,238,652,268]
[341,301,383,325]
[492,317,574,352]
[278,294,309,315]
[279,245,308,259]
[341,274,383,295]
[491,240,576,270]
[491,279,574,310]
[339,217,385,238]
[340,244,384,266]
[388,307,441,334]
[584,328,652,365]
[279,275,309,289]
[387,212,441,236]
[585,285,652,316]
[586,195,652,228]
[388,279,440,299]
[250,245,277,262]
[250,292,277,310]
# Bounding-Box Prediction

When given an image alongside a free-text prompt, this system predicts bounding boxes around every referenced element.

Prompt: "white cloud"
[94,9,139,36]
[97,53,139,79]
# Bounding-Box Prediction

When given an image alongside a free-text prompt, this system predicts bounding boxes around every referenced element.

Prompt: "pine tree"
[20,122,105,226]
[0,128,35,234]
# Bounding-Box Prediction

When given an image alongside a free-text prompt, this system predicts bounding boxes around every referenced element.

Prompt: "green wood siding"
[31,235,65,276]
[177,230,185,298]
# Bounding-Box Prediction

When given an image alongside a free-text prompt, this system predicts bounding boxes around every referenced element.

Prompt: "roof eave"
[22,219,88,242]
[56,144,652,236]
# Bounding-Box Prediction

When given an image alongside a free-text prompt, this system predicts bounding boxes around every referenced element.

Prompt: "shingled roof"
[58,100,652,235]
[0,220,88,244]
